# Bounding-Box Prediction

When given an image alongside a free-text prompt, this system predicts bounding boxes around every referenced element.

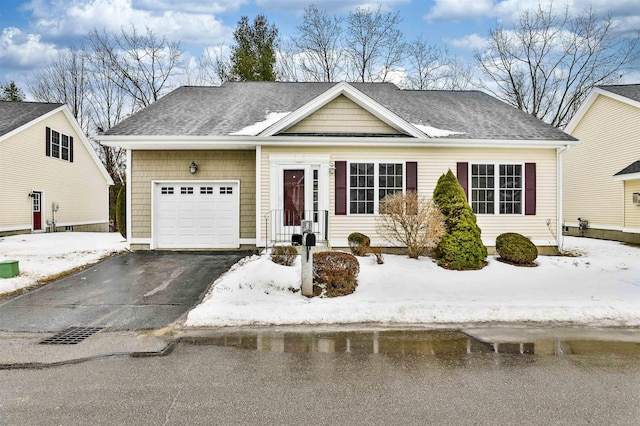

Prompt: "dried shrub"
[270,245,298,266]
[376,192,446,259]
[496,233,538,265]
[348,232,370,256]
[313,251,359,297]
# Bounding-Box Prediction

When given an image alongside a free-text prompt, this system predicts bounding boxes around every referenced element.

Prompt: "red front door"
[32,191,42,231]
[283,170,305,226]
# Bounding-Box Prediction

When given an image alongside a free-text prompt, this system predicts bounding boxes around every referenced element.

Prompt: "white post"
[299,246,316,297]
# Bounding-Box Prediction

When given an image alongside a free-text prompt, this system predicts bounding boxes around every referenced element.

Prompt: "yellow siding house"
[564,85,640,243]
[0,101,113,236]
[99,82,577,253]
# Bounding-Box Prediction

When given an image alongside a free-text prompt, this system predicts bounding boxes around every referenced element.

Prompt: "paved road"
[1,330,640,425]
[0,251,251,332]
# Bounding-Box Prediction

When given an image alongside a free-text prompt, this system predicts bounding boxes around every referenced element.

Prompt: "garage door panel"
[155,182,239,249]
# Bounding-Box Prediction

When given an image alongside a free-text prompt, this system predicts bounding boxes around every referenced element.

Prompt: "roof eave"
[98,134,578,150]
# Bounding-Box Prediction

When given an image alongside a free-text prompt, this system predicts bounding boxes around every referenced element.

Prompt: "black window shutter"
[406,162,417,193]
[69,136,74,162]
[525,163,536,215]
[45,127,51,157]
[335,161,347,215]
[456,162,468,200]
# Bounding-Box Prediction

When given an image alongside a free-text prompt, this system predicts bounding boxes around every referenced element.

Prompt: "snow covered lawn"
[186,237,640,327]
[0,232,127,295]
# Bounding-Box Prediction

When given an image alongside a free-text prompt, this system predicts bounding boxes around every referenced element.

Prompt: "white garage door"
[154,182,239,249]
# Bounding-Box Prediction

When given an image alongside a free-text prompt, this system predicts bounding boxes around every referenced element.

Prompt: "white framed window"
[349,162,404,215]
[470,163,523,215]
[49,129,71,162]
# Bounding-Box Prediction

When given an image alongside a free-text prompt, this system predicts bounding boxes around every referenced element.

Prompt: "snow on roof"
[230,112,291,136]
[412,123,466,137]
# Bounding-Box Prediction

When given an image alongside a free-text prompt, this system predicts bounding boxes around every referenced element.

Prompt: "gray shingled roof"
[104,82,576,141]
[615,160,640,176]
[599,84,640,103]
[0,101,62,137]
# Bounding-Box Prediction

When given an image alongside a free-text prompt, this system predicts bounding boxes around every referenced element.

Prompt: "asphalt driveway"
[0,251,252,332]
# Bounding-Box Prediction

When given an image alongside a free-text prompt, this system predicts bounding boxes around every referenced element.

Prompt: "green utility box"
[0,260,19,278]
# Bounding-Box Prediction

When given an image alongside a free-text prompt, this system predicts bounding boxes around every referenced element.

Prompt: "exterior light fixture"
[329,163,336,174]
[189,161,198,174]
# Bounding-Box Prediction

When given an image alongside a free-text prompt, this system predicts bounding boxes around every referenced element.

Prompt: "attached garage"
[153,181,239,249]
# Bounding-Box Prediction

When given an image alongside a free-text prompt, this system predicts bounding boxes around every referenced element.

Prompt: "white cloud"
[426,0,494,23]
[446,33,489,51]
[23,0,231,46]
[134,0,245,14]
[0,27,60,68]
[254,0,410,14]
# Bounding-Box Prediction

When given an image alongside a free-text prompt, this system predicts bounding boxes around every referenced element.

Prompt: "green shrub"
[347,232,370,256]
[270,245,298,266]
[116,185,126,239]
[496,233,538,265]
[432,170,487,270]
[313,251,359,297]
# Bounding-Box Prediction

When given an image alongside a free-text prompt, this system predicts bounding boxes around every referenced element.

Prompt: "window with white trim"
[470,163,522,215]
[349,162,403,214]
[50,130,71,161]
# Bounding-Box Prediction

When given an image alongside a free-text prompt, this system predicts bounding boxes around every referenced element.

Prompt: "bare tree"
[27,48,91,131]
[197,45,231,85]
[85,26,183,109]
[475,3,639,128]
[405,35,474,90]
[275,38,303,82]
[344,6,406,83]
[294,4,344,82]
[85,57,129,183]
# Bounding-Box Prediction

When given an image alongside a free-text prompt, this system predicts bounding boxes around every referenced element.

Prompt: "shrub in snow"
[347,232,370,256]
[432,169,487,270]
[376,192,446,259]
[496,233,538,265]
[313,251,359,297]
[270,245,298,266]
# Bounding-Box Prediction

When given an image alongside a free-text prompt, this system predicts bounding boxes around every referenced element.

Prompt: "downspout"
[557,145,570,253]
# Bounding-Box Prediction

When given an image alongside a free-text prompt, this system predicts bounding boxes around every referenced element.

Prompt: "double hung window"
[470,163,523,215]
[349,162,403,214]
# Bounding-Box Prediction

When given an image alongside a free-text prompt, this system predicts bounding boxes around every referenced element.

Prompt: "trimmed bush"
[432,170,487,270]
[313,251,359,297]
[116,184,126,239]
[348,232,370,256]
[496,233,538,265]
[270,245,298,266]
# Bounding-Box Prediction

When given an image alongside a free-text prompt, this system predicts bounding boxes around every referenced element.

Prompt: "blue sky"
[1,0,638,95]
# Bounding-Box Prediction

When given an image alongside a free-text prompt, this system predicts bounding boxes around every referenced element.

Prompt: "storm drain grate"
[40,327,105,345]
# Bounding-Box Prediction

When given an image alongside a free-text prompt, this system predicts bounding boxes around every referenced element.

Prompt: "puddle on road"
[185,329,640,360]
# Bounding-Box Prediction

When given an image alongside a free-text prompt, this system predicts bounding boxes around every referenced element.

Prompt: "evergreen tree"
[432,169,487,270]
[230,15,278,81]
[0,81,25,101]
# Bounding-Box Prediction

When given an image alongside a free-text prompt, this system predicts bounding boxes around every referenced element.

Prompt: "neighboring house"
[0,101,113,236]
[98,81,576,253]
[563,84,640,244]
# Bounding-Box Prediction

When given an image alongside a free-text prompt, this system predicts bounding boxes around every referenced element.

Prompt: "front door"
[32,191,42,231]
[283,169,305,226]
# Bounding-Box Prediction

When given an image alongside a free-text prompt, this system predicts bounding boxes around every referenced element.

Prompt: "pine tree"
[0,81,25,101]
[230,15,278,81]
[432,169,487,270]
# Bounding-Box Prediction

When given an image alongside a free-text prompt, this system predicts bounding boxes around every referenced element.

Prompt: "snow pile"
[412,123,466,137]
[230,112,291,136]
[0,232,126,294]
[186,237,640,327]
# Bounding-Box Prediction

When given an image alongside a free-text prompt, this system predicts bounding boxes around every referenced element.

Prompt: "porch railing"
[263,210,328,250]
